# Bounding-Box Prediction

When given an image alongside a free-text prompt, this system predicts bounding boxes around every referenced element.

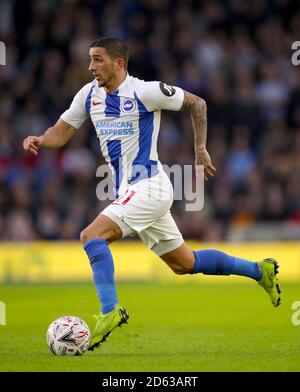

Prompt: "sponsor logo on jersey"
[95,120,134,136]
[121,99,136,113]
[159,82,176,97]
[99,129,134,136]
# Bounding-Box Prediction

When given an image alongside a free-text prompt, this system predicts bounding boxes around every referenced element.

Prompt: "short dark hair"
[90,36,129,69]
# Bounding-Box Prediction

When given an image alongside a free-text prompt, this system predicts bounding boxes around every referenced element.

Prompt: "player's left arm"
[138,81,216,180]
[180,91,216,181]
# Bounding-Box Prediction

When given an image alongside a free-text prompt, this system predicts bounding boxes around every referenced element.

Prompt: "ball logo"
[159,82,175,97]
[121,99,136,113]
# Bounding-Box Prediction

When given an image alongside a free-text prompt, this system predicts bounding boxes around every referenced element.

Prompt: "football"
[46,316,90,356]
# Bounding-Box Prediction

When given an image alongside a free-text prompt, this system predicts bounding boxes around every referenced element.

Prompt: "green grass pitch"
[0,282,299,372]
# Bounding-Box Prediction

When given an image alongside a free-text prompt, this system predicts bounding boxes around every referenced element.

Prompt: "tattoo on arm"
[180,90,207,153]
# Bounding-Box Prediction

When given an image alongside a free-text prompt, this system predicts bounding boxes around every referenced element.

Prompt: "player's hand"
[195,148,216,181]
[23,136,43,156]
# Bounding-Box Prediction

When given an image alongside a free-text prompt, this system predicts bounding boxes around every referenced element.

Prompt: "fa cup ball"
[47,316,90,356]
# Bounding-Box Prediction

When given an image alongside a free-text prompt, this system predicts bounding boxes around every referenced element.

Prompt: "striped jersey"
[61,74,184,196]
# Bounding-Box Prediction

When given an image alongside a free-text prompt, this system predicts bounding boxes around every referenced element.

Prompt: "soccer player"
[23,37,281,351]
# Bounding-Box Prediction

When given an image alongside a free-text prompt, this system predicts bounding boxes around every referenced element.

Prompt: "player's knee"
[80,228,97,244]
[80,226,120,244]
[171,264,191,275]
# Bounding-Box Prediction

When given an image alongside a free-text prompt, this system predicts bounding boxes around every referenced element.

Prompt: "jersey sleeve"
[137,81,184,112]
[60,85,89,129]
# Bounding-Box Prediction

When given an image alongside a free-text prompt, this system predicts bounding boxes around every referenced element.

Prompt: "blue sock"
[192,249,262,281]
[83,238,118,314]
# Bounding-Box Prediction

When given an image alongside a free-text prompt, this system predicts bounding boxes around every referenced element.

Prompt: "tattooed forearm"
[180,91,207,153]
[180,90,216,180]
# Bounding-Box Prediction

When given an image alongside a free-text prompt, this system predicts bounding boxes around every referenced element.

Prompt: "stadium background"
[0,0,299,283]
[0,0,300,373]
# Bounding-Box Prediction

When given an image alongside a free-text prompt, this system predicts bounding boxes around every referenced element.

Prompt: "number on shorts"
[112,189,136,206]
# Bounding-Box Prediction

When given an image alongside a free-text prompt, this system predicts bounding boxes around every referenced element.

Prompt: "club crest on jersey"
[159,82,175,97]
[121,98,136,113]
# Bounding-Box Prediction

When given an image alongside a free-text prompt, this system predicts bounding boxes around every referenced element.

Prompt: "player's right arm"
[23,118,76,155]
[23,83,91,155]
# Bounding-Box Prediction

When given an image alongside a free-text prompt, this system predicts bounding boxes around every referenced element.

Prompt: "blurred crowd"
[1,0,300,241]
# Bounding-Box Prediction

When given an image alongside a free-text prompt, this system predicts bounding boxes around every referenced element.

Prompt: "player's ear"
[115,57,125,71]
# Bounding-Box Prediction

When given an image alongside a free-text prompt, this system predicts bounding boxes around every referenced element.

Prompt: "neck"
[105,71,127,94]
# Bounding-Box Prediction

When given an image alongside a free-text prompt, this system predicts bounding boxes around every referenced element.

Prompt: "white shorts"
[101,169,184,256]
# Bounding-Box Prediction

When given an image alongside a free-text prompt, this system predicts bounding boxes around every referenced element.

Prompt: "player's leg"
[159,242,195,275]
[162,243,262,279]
[142,212,281,308]
[160,243,281,307]
[81,213,123,244]
[80,213,130,350]
[80,213,122,315]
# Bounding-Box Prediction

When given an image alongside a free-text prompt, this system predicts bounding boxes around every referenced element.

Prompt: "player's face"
[88,47,119,89]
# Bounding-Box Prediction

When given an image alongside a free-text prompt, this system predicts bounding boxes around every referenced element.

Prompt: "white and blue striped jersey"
[61,74,184,196]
